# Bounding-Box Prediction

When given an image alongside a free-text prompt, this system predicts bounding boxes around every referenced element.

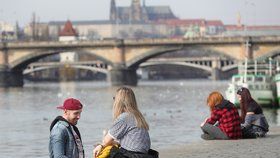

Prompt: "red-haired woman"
[237,87,269,138]
[201,91,242,140]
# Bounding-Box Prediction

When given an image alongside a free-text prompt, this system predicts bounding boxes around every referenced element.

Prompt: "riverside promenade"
[159,126,280,158]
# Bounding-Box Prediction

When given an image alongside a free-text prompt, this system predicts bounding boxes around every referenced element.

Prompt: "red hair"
[207,91,224,111]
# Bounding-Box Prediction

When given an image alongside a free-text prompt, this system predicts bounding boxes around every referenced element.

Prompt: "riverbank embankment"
[159,126,280,158]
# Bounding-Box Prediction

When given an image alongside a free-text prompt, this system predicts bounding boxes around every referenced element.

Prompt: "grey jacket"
[49,116,84,158]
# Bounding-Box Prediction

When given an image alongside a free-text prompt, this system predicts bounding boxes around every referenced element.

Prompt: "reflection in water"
[58,82,76,99]
[0,80,279,158]
[263,108,279,125]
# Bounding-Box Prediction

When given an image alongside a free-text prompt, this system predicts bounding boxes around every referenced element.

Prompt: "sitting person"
[201,91,242,140]
[93,87,158,158]
[237,87,269,138]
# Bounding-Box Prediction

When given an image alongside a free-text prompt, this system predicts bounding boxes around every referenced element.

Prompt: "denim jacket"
[49,116,84,158]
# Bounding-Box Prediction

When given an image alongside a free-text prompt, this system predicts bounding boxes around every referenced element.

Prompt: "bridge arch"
[23,65,108,75]
[10,49,113,71]
[140,62,212,72]
[127,46,237,69]
[255,47,280,61]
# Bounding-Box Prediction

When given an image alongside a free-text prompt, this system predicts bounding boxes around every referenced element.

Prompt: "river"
[0,80,279,157]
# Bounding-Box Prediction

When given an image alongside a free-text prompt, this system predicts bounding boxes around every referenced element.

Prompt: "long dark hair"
[237,87,260,123]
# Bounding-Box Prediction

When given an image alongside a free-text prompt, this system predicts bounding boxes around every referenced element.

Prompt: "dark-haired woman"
[237,87,269,138]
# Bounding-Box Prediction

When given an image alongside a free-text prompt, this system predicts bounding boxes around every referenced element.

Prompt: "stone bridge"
[0,36,280,87]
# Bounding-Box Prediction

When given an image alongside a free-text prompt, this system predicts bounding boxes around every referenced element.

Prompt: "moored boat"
[274,73,280,105]
[225,74,275,107]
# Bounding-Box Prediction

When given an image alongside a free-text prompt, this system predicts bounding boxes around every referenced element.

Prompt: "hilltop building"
[23,0,280,41]
[110,0,177,23]
[47,0,178,40]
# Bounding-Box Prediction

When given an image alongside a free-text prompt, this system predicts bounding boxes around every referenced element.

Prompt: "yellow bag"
[97,145,117,158]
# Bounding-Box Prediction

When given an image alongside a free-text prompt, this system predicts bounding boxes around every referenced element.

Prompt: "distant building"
[224,25,280,36]
[47,0,178,39]
[59,20,78,42]
[23,23,49,41]
[0,21,17,41]
[59,20,78,62]
[48,20,169,39]
[110,0,177,23]
[24,0,280,40]
[155,19,225,38]
[49,20,113,40]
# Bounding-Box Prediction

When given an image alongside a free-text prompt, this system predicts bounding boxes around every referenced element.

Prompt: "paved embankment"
[159,127,280,158]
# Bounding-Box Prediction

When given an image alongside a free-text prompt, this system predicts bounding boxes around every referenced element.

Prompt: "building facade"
[0,21,17,41]
[110,0,177,23]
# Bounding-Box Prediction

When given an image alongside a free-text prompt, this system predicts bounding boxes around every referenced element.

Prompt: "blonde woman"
[93,87,157,158]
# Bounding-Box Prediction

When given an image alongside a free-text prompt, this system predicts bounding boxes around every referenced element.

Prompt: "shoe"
[255,132,265,138]
[201,134,215,140]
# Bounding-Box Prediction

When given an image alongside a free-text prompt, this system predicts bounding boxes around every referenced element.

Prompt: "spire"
[131,0,142,22]
[110,0,117,21]
[237,12,242,27]
[141,0,148,22]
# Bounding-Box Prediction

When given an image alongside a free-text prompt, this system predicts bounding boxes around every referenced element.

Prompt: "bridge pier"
[211,68,222,80]
[108,68,138,86]
[0,69,24,87]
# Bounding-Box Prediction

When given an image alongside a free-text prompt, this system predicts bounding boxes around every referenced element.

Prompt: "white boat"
[225,74,275,106]
[226,40,276,107]
[274,73,280,105]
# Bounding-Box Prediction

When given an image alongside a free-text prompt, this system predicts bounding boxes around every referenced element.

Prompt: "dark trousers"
[109,146,159,158]
[201,123,228,140]
[242,125,267,138]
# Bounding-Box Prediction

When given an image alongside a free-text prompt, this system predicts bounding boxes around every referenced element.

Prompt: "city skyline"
[1,0,280,26]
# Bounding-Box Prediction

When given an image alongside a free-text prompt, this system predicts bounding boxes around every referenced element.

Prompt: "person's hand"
[93,144,103,158]
[200,118,208,127]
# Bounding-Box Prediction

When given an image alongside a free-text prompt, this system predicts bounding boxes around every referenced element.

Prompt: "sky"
[1,0,280,26]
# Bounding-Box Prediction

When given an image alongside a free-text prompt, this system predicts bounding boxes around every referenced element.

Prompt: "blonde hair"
[113,87,149,130]
[207,91,224,111]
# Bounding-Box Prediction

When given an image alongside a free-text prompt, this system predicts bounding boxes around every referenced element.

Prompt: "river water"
[0,80,279,158]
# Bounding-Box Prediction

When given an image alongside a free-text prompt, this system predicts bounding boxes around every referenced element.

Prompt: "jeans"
[201,123,228,140]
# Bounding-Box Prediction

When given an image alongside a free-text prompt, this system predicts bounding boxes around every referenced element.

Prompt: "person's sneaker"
[201,134,215,140]
[255,132,265,138]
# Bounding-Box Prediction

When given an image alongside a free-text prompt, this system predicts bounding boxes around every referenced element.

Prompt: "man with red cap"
[49,98,84,158]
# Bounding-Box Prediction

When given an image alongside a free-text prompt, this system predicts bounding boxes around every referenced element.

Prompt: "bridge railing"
[2,35,280,49]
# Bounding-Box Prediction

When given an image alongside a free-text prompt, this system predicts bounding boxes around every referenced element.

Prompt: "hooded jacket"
[49,116,84,158]
[206,99,242,139]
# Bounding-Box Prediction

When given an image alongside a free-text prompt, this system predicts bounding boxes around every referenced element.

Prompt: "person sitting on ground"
[93,87,158,158]
[237,87,269,138]
[201,91,242,140]
[49,98,84,158]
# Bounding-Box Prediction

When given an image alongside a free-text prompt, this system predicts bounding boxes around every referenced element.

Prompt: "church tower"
[110,0,117,21]
[142,0,148,22]
[131,0,142,22]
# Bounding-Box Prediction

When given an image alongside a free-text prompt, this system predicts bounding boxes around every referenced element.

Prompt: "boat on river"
[225,74,275,107]
[274,72,280,105]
